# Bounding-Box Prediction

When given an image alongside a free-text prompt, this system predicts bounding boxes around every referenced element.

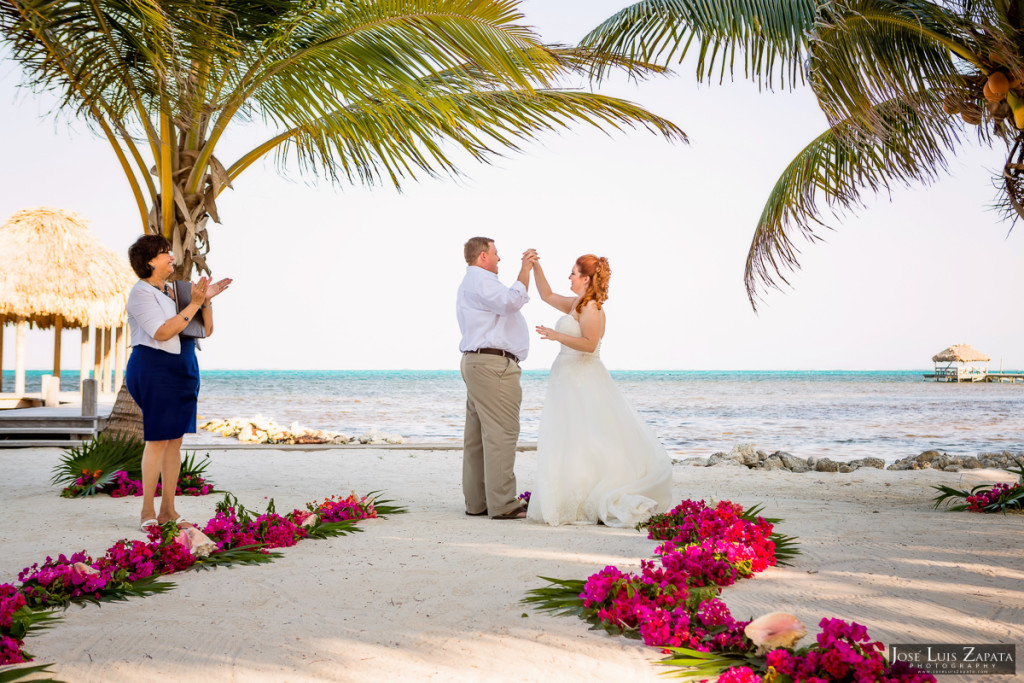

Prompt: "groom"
[456,237,535,520]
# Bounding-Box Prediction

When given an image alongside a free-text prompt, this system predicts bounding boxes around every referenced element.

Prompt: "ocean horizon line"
[7,367,977,374]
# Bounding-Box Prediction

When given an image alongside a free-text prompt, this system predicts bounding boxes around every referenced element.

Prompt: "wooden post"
[0,322,4,393]
[80,326,91,393]
[42,374,58,407]
[94,327,104,390]
[53,315,63,378]
[113,325,125,394]
[81,378,98,416]
[15,320,26,396]
[101,327,113,394]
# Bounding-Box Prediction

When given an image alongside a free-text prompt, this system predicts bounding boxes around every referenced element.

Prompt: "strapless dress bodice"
[555,315,600,358]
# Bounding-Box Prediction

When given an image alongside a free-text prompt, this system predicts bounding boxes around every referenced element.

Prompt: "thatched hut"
[931,344,991,382]
[0,207,135,399]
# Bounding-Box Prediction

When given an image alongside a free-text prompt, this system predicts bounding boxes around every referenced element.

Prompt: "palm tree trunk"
[105,383,145,441]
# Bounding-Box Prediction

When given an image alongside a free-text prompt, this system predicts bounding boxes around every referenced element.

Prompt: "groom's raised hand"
[518,248,537,288]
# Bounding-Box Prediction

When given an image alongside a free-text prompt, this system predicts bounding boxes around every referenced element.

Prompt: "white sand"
[1,447,1022,682]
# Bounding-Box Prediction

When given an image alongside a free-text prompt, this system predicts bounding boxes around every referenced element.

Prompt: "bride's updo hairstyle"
[575,254,610,314]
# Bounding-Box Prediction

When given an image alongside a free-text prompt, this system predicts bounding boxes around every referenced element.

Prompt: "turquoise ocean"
[10,369,1021,463]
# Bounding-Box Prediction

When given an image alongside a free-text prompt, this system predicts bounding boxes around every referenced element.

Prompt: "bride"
[526,254,672,527]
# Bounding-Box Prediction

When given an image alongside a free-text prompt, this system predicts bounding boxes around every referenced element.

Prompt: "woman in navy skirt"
[125,235,232,530]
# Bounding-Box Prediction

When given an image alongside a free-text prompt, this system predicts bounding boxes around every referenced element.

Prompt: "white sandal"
[140,518,159,531]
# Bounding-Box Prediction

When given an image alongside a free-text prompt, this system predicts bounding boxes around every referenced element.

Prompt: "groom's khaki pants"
[461,352,522,517]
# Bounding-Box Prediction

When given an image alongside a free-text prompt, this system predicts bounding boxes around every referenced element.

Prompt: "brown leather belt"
[466,348,519,364]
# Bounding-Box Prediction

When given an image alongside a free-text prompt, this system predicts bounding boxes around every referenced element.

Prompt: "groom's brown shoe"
[491,505,527,520]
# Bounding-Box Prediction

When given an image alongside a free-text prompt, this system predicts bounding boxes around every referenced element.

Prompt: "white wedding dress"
[527,315,673,527]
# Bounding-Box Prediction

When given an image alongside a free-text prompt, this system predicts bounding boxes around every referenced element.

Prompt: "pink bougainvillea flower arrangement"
[52,436,216,499]
[932,459,1024,513]
[524,498,934,682]
[1,491,404,668]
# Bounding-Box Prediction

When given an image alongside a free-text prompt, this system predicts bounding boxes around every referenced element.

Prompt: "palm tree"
[580,0,1024,305]
[0,0,685,278]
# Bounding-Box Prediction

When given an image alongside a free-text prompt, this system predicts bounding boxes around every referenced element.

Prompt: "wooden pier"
[923,370,1024,383]
[0,396,112,447]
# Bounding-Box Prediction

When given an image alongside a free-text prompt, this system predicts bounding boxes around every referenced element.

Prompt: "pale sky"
[2,0,1022,372]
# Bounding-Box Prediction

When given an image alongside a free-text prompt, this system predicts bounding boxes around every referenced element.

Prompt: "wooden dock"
[0,396,113,447]
[923,371,1024,383]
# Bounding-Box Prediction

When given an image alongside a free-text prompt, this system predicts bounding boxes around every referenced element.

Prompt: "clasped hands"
[521,248,559,342]
[521,248,539,269]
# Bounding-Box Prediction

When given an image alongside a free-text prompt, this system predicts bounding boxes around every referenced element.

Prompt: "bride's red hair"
[575,254,610,314]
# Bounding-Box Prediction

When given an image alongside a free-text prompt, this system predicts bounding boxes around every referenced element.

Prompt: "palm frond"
[50,433,144,493]
[521,577,588,618]
[658,646,756,680]
[259,87,685,189]
[303,521,364,539]
[247,0,554,103]
[3,0,687,277]
[808,0,984,134]
[192,546,284,568]
[738,504,801,565]
[744,90,964,306]
[931,483,972,510]
[578,0,818,88]
[932,458,1024,512]
[0,663,64,683]
[362,490,408,518]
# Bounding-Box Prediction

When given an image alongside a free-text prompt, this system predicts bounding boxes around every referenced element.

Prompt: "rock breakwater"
[199,417,404,445]
[674,444,1023,473]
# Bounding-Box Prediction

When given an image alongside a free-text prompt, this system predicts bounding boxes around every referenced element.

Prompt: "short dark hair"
[128,234,171,278]
[464,236,493,265]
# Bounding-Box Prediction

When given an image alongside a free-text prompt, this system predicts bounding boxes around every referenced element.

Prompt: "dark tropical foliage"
[581,1,1024,305]
[1,0,684,276]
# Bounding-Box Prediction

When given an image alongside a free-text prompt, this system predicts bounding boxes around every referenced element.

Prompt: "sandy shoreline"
[2,447,1022,682]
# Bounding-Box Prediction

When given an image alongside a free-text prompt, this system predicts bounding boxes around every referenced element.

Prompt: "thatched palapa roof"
[0,207,135,329]
[931,344,991,363]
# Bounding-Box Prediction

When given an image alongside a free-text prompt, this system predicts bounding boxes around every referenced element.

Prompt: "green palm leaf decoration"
[301,521,363,540]
[657,646,760,680]
[521,577,589,618]
[0,663,64,683]
[361,490,408,518]
[932,458,1024,512]
[579,0,1024,305]
[738,504,802,566]
[51,435,215,497]
[1,0,684,277]
[192,547,284,568]
[50,433,144,496]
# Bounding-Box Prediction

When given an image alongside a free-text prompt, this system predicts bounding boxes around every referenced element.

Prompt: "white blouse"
[126,280,181,354]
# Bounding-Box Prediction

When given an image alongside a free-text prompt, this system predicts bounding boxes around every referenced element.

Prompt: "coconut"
[989,71,1011,96]
[942,95,961,115]
[984,81,1003,102]
[962,108,983,125]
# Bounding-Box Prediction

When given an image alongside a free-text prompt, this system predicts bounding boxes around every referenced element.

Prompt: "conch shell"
[744,612,808,654]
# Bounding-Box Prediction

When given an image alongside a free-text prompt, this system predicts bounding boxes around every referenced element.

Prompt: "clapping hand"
[204,277,233,305]
[189,277,209,304]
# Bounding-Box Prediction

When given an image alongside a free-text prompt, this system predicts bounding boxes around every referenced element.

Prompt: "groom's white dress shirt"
[456,265,530,361]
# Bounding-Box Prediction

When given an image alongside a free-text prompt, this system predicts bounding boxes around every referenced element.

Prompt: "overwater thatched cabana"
[0,207,135,400]
[930,343,991,382]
